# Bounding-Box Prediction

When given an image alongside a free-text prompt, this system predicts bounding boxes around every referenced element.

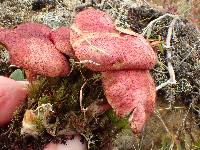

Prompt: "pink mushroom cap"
[71,32,156,71]
[50,27,74,56]
[0,23,71,77]
[102,70,156,133]
[14,22,52,38]
[71,7,116,33]
[0,76,28,126]
[70,8,157,71]
[70,8,157,133]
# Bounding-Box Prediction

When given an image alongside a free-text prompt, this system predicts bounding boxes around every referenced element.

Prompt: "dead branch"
[143,13,179,90]
[156,16,178,90]
[75,60,101,66]
[80,81,88,113]
[142,13,178,36]
[154,110,175,149]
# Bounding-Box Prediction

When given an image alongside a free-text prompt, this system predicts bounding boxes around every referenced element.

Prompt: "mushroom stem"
[16,80,30,88]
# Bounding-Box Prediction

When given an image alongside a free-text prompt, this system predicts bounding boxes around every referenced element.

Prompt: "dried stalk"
[80,81,88,113]
[142,13,177,36]
[75,60,100,66]
[156,17,179,90]
[143,13,179,90]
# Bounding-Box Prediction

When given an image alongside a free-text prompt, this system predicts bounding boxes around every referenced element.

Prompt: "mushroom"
[0,22,70,77]
[102,70,156,133]
[0,76,28,126]
[14,22,51,38]
[71,7,116,33]
[70,7,156,72]
[70,7,157,133]
[50,27,74,57]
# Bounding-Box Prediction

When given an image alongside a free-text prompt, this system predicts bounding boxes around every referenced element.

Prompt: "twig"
[153,68,168,74]
[139,124,146,150]
[34,103,54,116]
[68,58,76,75]
[157,106,185,111]
[81,133,95,149]
[75,60,100,66]
[142,0,150,6]
[156,80,170,91]
[154,110,175,149]
[154,110,170,134]
[156,16,179,90]
[142,13,177,36]
[142,13,179,90]
[175,44,197,68]
[176,104,191,135]
[9,64,17,68]
[80,81,88,113]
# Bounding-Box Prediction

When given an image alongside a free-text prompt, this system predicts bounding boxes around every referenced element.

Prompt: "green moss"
[37,95,50,105]
[33,117,45,133]
[107,110,129,130]
[17,66,128,149]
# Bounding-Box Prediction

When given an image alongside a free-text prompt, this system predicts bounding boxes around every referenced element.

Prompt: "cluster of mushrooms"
[0,7,156,141]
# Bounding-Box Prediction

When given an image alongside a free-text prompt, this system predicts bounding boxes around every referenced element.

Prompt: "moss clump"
[0,66,129,149]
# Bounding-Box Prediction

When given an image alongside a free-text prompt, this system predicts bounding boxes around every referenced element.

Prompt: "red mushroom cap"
[72,7,115,34]
[70,8,157,133]
[70,7,116,51]
[50,27,74,56]
[71,32,156,71]
[102,70,156,133]
[14,22,52,38]
[70,8,157,71]
[0,76,28,126]
[0,23,70,77]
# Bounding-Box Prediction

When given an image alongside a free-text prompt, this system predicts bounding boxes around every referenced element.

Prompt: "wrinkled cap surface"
[71,32,157,71]
[70,8,157,71]
[0,76,27,126]
[14,22,51,38]
[0,23,70,77]
[102,70,156,133]
[72,7,116,33]
[50,27,74,56]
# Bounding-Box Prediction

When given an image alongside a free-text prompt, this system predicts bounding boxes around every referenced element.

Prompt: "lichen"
[127,5,200,104]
